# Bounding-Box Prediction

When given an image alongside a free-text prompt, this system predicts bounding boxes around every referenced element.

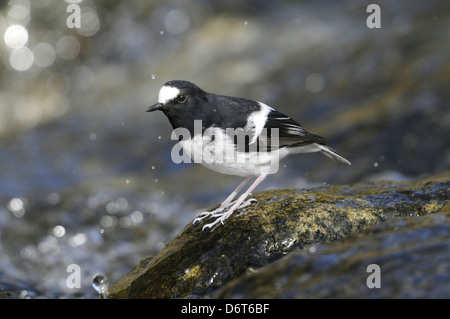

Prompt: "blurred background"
[0,0,448,298]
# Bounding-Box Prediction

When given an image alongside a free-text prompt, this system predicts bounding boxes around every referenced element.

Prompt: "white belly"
[178,130,287,176]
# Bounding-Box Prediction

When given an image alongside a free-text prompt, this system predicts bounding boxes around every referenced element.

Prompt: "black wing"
[258,110,326,151]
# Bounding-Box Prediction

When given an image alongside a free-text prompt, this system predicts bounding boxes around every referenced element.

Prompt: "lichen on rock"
[109,172,449,298]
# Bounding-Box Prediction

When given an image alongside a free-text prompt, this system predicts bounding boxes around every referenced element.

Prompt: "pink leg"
[202,174,266,231]
[219,176,253,208]
[194,176,253,223]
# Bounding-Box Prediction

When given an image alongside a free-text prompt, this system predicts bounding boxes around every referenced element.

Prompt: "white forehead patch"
[158,86,180,104]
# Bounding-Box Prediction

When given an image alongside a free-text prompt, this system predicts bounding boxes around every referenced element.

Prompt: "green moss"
[109,172,449,298]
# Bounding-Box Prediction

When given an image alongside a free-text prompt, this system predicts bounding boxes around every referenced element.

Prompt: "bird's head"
[146,80,211,131]
[146,80,205,113]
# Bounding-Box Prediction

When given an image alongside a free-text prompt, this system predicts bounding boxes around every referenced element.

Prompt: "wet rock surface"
[216,210,450,298]
[109,172,449,298]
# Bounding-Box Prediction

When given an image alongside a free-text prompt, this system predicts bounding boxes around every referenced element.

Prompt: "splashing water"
[92,275,109,299]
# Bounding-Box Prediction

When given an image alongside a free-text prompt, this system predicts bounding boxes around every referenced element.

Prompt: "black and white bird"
[146,80,350,231]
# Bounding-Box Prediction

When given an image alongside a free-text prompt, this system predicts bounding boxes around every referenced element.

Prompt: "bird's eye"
[176,94,187,103]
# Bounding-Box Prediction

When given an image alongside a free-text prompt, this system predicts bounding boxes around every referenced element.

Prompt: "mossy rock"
[216,209,450,298]
[109,172,449,298]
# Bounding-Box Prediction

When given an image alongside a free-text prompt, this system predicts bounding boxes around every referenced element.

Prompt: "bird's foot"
[195,198,258,231]
[201,210,233,231]
[193,207,225,224]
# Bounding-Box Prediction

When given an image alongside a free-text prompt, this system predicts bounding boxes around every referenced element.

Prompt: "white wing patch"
[158,85,180,104]
[244,102,273,144]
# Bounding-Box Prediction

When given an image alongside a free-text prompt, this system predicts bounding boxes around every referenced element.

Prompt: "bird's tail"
[314,143,351,165]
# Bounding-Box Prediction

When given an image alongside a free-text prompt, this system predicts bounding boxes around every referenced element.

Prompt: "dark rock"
[0,290,18,299]
[216,210,450,298]
[109,172,449,298]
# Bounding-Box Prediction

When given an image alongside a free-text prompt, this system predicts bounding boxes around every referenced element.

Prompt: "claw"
[201,215,226,231]
[238,198,257,209]
[193,207,225,224]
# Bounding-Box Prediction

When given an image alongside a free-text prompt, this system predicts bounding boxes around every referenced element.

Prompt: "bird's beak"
[146,103,163,112]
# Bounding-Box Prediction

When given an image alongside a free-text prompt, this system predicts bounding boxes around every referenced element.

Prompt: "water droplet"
[164,9,190,35]
[158,136,162,140]
[308,245,317,253]
[69,233,87,247]
[125,179,130,184]
[8,197,25,217]
[46,192,60,205]
[38,235,59,254]
[374,162,379,168]
[305,73,325,93]
[159,30,164,35]
[92,275,109,299]
[8,1,31,20]
[116,197,128,210]
[52,225,66,238]
[10,47,34,72]
[33,42,56,68]
[100,215,115,228]
[151,165,155,170]
[106,202,119,214]
[119,216,131,228]
[151,74,156,80]
[244,21,248,26]
[130,211,143,224]
[4,24,28,49]
[55,35,80,60]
